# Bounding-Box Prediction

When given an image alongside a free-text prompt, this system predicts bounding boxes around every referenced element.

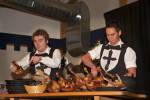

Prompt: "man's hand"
[10,63,23,74]
[125,67,136,78]
[91,67,98,77]
[10,63,17,73]
[30,56,41,64]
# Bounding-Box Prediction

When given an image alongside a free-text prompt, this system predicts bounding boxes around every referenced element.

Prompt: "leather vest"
[99,44,128,75]
[29,48,59,80]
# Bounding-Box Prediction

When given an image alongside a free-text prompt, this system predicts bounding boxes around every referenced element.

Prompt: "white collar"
[35,46,50,54]
[108,39,124,47]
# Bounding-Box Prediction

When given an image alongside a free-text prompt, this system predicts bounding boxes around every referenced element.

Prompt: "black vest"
[99,44,128,75]
[29,48,59,80]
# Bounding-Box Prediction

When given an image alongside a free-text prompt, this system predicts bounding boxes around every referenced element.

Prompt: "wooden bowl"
[61,88,74,92]
[86,86,96,91]
[24,84,47,93]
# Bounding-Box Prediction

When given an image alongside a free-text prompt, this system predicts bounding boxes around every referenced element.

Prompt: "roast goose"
[47,80,60,92]
[32,67,50,84]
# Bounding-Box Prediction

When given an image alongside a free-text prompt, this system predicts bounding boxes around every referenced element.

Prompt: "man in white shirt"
[82,23,137,78]
[10,29,62,80]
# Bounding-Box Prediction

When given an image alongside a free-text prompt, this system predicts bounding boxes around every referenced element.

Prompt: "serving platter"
[94,87,126,91]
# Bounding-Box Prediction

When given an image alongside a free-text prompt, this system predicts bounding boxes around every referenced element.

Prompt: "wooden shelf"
[0,91,147,100]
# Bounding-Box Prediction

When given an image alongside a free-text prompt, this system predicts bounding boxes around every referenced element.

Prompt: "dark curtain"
[138,0,150,96]
[104,0,150,96]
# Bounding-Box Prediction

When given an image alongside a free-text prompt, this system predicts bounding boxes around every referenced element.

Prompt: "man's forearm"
[82,53,96,69]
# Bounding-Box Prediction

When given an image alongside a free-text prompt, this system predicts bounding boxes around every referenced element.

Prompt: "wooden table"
[0,91,147,100]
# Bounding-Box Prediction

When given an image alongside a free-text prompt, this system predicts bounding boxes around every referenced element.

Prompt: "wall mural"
[0,28,105,52]
[0,33,66,52]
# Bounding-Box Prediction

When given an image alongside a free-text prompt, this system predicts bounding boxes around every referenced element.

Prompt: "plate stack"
[5,79,33,94]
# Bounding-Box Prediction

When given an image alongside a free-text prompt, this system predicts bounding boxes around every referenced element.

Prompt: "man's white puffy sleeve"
[16,53,30,70]
[125,47,137,68]
[88,45,103,60]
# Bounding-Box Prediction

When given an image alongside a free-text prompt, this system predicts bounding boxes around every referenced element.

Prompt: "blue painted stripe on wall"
[0,32,66,52]
[91,28,106,45]
[0,28,106,52]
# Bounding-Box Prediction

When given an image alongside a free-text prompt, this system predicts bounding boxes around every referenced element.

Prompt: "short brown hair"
[106,23,121,33]
[32,29,49,41]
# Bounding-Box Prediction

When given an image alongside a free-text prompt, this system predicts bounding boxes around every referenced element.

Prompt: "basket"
[24,84,47,93]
